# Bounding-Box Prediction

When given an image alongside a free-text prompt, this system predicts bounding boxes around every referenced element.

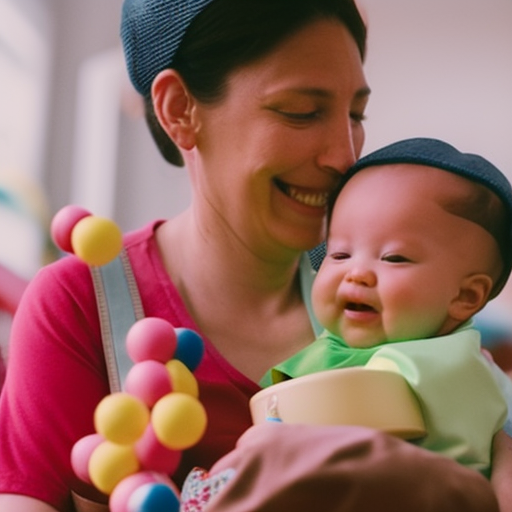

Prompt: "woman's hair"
[145,0,367,166]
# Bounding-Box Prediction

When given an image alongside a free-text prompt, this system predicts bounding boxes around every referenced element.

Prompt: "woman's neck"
[159,209,301,299]
[156,210,315,381]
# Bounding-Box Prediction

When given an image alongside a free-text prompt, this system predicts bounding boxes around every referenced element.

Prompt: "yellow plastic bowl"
[250,367,426,440]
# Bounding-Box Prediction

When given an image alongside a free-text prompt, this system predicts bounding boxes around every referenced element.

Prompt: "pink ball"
[135,424,182,475]
[109,471,173,512]
[70,433,104,483]
[126,318,177,363]
[125,361,172,408]
[51,205,91,254]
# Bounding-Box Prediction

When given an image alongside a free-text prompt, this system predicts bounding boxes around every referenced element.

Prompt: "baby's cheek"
[314,299,341,336]
[311,278,335,322]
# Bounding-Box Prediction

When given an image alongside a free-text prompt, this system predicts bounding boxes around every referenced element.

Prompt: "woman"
[0,0,509,510]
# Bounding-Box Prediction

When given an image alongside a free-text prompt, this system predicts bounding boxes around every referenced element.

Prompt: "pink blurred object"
[126,317,177,363]
[50,204,91,254]
[71,433,104,484]
[0,263,29,388]
[0,263,28,316]
[125,360,172,407]
[135,423,182,474]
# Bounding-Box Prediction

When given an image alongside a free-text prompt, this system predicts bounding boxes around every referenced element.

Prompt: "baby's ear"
[151,69,199,150]
[448,274,494,322]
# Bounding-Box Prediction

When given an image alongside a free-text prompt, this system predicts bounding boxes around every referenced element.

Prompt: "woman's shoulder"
[16,255,98,341]
[29,252,93,297]
[29,220,164,297]
[123,220,165,274]
[124,219,164,249]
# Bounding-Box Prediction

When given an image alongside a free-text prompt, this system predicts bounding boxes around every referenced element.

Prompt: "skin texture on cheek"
[186,20,369,257]
[314,165,497,348]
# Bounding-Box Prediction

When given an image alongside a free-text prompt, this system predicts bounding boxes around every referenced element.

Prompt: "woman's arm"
[203,423,499,512]
[0,495,57,512]
[492,430,512,512]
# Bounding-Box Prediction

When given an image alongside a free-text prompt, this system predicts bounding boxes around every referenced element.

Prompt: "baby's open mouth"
[274,179,328,208]
[345,302,376,313]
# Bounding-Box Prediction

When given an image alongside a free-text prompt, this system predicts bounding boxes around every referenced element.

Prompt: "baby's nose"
[345,266,377,287]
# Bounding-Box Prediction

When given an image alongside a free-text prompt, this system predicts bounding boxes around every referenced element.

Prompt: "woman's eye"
[382,254,410,263]
[350,111,367,124]
[277,110,321,121]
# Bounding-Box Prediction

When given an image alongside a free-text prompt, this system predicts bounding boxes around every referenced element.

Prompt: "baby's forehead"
[340,163,474,202]
[331,164,498,243]
[348,162,468,184]
[333,166,459,230]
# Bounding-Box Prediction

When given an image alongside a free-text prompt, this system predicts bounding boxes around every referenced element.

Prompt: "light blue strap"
[90,250,144,392]
[92,247,324,390]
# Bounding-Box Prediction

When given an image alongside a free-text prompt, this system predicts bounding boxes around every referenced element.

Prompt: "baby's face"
[312,164,497,347]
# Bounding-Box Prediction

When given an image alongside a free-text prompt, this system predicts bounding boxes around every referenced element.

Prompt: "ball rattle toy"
[51,205,123,266]
[88,441,140,495]
[94,393,150,445]
[126,317,178,364]
[71,317,207,512]
[109,472,179,512]
[55,206,209,511]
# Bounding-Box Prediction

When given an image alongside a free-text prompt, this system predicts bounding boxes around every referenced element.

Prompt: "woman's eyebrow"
[285,85,371,100]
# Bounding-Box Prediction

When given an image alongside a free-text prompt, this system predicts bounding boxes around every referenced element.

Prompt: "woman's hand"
[0,495,57,512]
[491,429,512,512]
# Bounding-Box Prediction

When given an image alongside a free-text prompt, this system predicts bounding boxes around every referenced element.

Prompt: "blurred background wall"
[0,0,511,278]
[0,0,510,374]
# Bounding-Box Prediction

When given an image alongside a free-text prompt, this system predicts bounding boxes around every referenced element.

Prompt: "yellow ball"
[166,359,199,398]
[152,393,207,450]
[71,215,122,266]
[88,441,139,495]
[94,392,150,445]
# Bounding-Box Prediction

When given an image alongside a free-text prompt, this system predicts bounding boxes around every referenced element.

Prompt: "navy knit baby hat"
[347,137,512,297]
[121,0,216,97]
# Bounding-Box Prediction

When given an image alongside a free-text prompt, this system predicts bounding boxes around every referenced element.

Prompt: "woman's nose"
[317,121,360,175]
[344,266,377,287]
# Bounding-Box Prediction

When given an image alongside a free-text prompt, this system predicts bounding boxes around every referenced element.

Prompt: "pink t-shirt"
[0,221,260,511]
[0,354,5,390]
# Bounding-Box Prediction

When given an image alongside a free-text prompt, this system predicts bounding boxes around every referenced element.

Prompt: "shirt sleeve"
[487,360,512,437]
[366,332,507,473]
[0,256,109,511]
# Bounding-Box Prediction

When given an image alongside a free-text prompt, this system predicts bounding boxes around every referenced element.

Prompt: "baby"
[262,137,512,476]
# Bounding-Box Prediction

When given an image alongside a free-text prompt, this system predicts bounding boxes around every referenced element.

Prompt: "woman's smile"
[274,178,330,208]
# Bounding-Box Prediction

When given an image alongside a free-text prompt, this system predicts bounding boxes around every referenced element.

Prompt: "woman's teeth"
[287,185,328,207]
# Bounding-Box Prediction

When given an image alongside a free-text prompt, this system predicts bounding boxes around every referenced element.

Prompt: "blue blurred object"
[174,328,205,372]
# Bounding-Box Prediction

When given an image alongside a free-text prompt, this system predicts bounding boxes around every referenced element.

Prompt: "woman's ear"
[151,69,199,151]
[448,274,494,322]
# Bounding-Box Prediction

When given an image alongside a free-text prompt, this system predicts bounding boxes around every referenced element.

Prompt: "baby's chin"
[344,337,388,349]
[339,331,388,348]
[343,332,429,348]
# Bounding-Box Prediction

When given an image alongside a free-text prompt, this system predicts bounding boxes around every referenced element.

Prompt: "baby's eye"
[382,254,410,263]
[330,252,350,261]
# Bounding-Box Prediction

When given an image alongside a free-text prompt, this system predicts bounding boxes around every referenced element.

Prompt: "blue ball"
[128,482,180,512]
[174,328,205,372]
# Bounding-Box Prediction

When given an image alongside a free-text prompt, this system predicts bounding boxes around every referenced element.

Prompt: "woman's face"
[189,19,370,260]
